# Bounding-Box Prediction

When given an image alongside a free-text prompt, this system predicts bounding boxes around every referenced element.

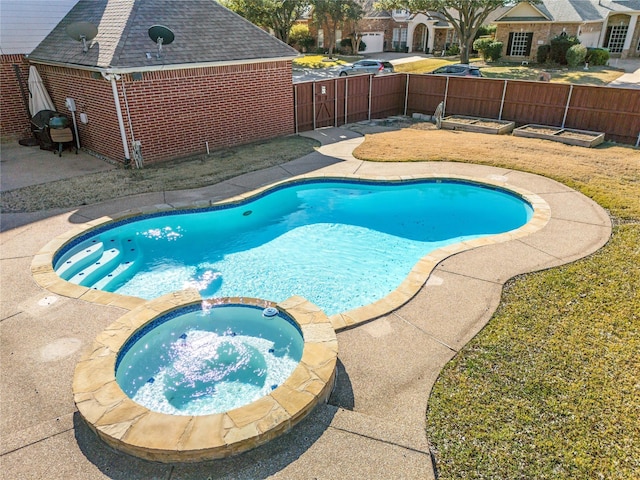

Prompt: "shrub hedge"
[566,44,588,67]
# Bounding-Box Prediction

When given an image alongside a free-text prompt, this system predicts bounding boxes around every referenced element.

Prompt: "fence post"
[344,78,348,125]
[334,79,338,127]
[636,131,639,148]
[294,85,298,134]
[368,75,372,121]
[498,80,508,121]
[443,76,450,117]
[312,82,317,130]
[404,74,409,116]
[561,84,573,129]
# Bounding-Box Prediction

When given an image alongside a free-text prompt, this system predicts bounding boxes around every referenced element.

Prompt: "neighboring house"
[356,3,456,55]
[1,0,79,139]
[302,1,455,55]
[494,0,640,61]
[1,0,299,165]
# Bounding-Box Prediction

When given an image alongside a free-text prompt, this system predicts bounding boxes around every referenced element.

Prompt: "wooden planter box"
[513,124,605,147]
[441,115,515,135]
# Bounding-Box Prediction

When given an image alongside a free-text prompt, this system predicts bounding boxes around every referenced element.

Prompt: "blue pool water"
[55,179,533,315]
[116,303,304,416]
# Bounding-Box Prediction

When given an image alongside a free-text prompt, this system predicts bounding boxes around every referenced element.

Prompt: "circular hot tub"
[73,292,337,462]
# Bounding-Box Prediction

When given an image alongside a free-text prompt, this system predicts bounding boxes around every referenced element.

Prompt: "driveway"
[607,57,640,89]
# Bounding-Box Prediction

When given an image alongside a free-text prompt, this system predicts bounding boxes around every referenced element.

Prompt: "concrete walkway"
[607,57,640,89]
[0,129,611,479]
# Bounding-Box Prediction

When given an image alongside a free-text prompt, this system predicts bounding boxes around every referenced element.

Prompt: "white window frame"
[607,25,628,53]
[510,31,529,56]
[392,27,408,50]
[392,9,410,19]
[318,28,324,48]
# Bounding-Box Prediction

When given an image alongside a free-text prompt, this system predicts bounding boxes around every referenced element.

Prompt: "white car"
[338,60,395,76]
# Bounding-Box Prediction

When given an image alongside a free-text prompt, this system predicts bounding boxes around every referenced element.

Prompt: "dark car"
[338,60,395,77]
[427,64,483,77]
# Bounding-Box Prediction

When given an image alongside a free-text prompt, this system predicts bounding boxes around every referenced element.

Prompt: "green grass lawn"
[427,223,639,479]
[423,148,640,479]
[294,54,624,85]
[393,57,468,73]
[293,54,351,68]
[480,62,625,85]
[386,57,625,85]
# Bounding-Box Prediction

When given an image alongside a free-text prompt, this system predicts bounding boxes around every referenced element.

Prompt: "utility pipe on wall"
[102,71,131,166]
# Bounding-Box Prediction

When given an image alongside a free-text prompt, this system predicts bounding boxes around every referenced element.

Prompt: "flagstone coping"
[31,173,550,331]
[72,294,337,462]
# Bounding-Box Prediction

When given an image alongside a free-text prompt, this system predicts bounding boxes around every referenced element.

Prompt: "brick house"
[494,0,640,62]
[303,1,455,55]
[3,0,299,166]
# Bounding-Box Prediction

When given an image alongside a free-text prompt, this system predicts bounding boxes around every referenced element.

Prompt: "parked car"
[427,64,483,77]
[338,60,395,77]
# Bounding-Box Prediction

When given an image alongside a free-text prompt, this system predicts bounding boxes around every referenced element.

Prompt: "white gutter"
[102,72,131,165]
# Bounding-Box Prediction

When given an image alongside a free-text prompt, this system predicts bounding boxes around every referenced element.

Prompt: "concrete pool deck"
[0,128,612,479]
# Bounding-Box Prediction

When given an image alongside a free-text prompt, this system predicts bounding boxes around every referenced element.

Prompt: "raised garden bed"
[441,115,515,135]
[513,124,605,147]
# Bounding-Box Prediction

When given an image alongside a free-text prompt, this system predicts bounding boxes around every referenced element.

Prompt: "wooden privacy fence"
[294,74,640,146]
[294,75,406,131]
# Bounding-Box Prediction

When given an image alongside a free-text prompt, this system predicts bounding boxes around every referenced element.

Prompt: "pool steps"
[56,236,141,289]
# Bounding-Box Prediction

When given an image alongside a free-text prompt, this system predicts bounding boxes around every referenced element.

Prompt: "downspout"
[102,71,131,166]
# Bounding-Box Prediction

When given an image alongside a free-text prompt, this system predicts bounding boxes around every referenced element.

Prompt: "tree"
[220,0,310,44]
[375,0,539,64]
[311,0,364,56]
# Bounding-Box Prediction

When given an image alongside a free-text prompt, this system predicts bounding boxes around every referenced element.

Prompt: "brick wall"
[496,22,581,61]
[37,65,127,163]
[122,61,294,164]
[1,54,31,140]
[33,61,294,165]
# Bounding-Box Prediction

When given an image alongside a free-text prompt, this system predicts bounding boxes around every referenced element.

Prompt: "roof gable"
[497,2,551,22]
[496,1,640,24]
[28,0,299,70]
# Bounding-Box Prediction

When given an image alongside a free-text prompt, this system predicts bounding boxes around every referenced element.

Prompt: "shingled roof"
[496,0,640,23]
[28,0,299,70]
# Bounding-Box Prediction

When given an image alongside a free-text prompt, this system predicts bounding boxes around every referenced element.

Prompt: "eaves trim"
[26,55,300,74]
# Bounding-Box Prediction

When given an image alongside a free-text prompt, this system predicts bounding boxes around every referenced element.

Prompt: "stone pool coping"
[31,173,550,332]
[72,293,337,462]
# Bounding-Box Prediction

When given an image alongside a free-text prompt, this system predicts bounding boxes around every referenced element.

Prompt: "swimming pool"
[53,178,533,316]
